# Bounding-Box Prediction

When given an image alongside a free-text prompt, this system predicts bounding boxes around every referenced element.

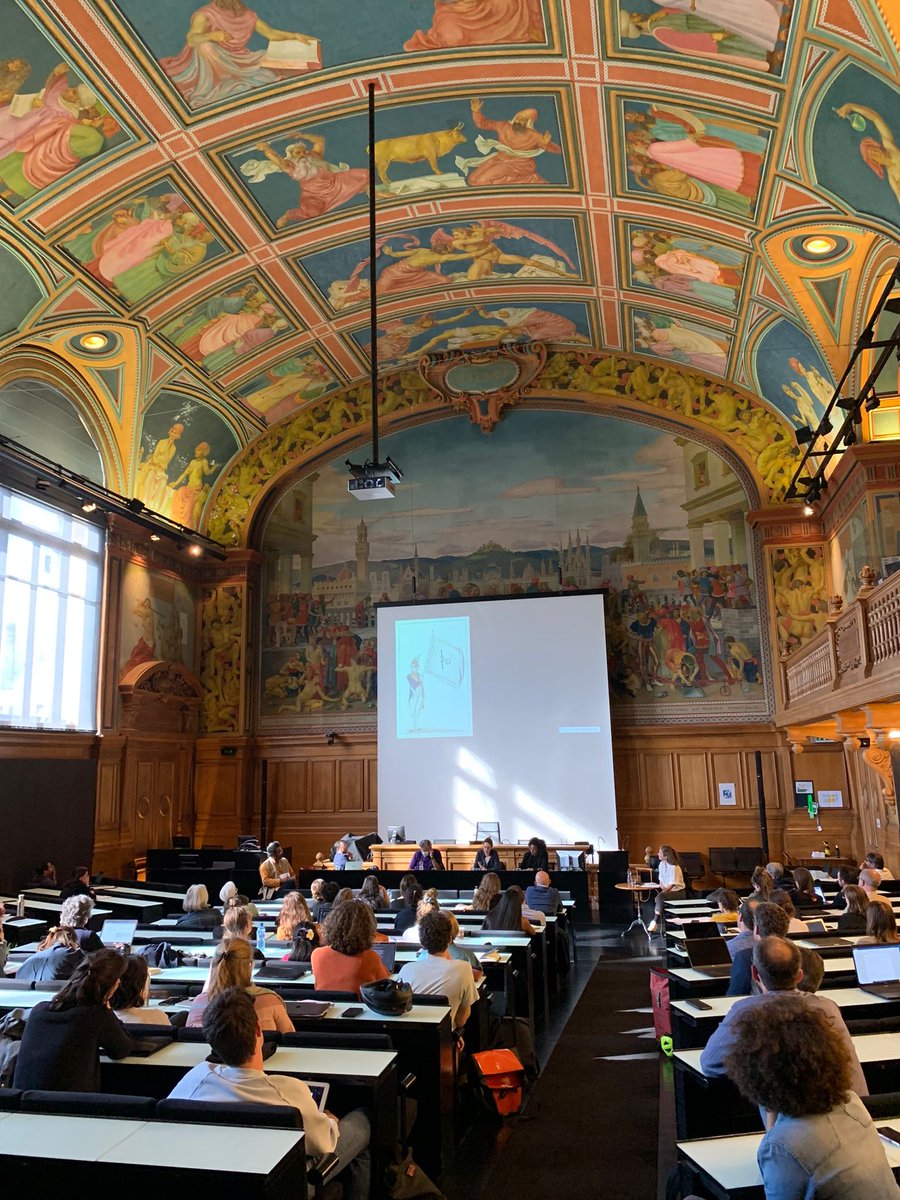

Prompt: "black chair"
[708,847,736,878]
[863,1092,900,1119]
[409,993,450,1006]
[22,1090,157,1118]
[304,989,359,1003]
[0,1089,22,1111]
[177,1026,281,1044]
[679,852,704,896]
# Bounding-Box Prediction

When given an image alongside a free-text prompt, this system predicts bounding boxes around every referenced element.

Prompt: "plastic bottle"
[834,843,840,858]
[16,894,25,918]
[256,921,266,953]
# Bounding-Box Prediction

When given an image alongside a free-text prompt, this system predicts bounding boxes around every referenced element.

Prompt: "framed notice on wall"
[794,780,815,810]
[817,789,844,808]
[718,782,737,806]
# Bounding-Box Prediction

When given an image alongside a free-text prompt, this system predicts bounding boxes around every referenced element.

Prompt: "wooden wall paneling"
[132,755,156,857]
[154,758,176,848]
[710,753,746,808]
[366,757,378,814]
[308,759,336,812]
[677,754,712,809]
[643,754,678,809]
[337,758,365,813]
[613,749,642,810]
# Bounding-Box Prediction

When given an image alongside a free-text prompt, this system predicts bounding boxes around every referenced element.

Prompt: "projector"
[346,456,402,501]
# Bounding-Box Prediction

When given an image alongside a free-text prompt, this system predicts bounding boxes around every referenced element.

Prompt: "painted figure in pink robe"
[254,135,368,226]
[462,99,561,186]
[160,0,317,107]
[404,0,545,51]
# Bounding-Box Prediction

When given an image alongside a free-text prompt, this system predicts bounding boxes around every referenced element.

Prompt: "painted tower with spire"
[355,517,370,599]
[631,486,652,562]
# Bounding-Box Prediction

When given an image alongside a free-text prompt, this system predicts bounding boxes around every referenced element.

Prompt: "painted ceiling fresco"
[0,0,897,539]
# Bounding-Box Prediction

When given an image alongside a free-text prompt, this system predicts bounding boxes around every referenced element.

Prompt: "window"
[0,485,103,730]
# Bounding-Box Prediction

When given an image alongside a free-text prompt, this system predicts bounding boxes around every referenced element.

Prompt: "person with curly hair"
[275,891,312,941]
[311,899,389,996]
[702,937,867,1098]
[723,993,897,1197]
[59,894,104,952]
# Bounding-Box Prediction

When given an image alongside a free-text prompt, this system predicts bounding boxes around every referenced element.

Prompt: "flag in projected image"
[425,633,465,687]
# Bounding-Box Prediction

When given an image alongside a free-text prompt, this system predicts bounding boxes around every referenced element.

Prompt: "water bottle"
[834,843,840,858]
[16,894,25,919]
[256,921,266,952]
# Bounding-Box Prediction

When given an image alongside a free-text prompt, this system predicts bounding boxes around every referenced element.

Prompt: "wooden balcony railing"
[780,569,900,719]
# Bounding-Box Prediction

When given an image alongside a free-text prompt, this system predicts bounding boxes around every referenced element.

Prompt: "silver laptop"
[99,919,138,947]
[853,943,900,998]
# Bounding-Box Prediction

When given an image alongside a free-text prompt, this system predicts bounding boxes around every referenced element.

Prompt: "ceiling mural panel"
[623,220,748,312]
[750,316,836,430]
[232,349,341,425]
[0,238,45,338]
[627,307,732,378]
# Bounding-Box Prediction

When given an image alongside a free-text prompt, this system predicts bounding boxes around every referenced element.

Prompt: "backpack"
[650,966,671,1040]
[472,1048,527,1116]
[0,1008,27,1088]
[383,1143,446,1199]
[135,942,183,969]
[491,1015,539,1080]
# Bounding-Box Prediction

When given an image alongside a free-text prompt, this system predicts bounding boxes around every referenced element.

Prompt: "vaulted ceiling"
[0,0,897,538]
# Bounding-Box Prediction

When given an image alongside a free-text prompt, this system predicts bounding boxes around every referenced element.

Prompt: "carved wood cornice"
[744,506,825,543]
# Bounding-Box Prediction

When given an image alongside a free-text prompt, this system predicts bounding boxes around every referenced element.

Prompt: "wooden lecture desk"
[674,1035,900,1139]
[0,1111,305,1196]
[676,1122,900,1200]
[671,988,900,1049]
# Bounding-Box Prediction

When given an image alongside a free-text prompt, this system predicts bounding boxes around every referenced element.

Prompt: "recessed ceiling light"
[802,236,837,256]
[149,533,161,542]
[78,333,109,351]
[188,544,203,557]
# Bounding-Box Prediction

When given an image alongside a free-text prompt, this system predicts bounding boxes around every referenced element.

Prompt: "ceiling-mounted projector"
[346,456,403,500]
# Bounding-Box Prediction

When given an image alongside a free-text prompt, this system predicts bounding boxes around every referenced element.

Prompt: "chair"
[734,846,764,874]
[409,993,450,1006]
[679,852,704,895]
[177,1027,281,1044]
[863,1092,900,1119]
[0,1089,22,1111]
[437,890,459,900]
[22,1090,157,1119]
[708,847,736,878]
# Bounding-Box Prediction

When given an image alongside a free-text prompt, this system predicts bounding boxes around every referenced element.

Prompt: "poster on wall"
[718,782,737,806]
[817,789,844,809]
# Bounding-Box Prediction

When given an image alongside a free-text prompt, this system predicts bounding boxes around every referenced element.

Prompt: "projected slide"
[396,616,473,738]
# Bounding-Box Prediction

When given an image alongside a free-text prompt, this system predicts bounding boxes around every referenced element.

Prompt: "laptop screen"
[854,944,900,985]
[372,942,397,972]
[100,919,138,945]
[304,1081,330,1112]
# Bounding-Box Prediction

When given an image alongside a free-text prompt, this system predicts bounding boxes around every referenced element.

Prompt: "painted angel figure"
[835,103,900,206]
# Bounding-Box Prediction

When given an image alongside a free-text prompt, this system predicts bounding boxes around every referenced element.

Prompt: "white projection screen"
[377,592,617,851]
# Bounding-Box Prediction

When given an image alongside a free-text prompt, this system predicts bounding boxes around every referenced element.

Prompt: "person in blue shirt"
[332,838,354,870]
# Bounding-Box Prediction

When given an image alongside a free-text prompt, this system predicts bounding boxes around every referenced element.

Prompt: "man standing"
[259,840,296,899]
[168,988,370,1200]
[525,870,562,915]
[398,911,478,1033]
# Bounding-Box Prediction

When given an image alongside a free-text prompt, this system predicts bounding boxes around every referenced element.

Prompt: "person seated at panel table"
[525,870,563,916]
[332,837,355,870]
[259,840,297,899]
[409,839,444,871]
[16,925,84,983]
[311,899,389,997]
[836,884,869,934]
[858,902,900,946]
[275,891,313,941]
[702,937,868,1100]
[722,993,896,1198]
[860,868,893,908]
[473,837,502,872]
[13,949,134,1092]
[110,953,172,1026]
[707,888,740,924]
[770,890,809,935]
[865,851,894,881]
[28,859,57,889]
[646,845,685,934]
[727,901,789,997]
[187,938,293,1033]
[176,883,223,931]
[519,837,549,873]
[398,910,479,1036]
[483,887,537,936]
[59,894,104,952]
[791,868,825,910]
[168,987,372,1200]
[59,866,95,901]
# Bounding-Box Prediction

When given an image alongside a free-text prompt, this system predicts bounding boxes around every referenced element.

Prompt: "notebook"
[853,943,900,998]
[100,919,138,946]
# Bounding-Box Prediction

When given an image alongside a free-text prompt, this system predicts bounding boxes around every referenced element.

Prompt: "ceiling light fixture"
[78,333,109,352]
[149,533,161,543]
[801,235,837,257]
[81,501,98,513]
[864,388,881,412]
[802,503,815,517]
[187,544,203,557]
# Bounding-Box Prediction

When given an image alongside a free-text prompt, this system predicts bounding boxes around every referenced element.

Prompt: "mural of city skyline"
[259,412,770,727]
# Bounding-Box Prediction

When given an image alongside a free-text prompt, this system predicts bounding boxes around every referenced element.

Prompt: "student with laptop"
[727,902,789,997]
[168,987,371,1200]
[701,937,868,1098]
[853,941,900,998]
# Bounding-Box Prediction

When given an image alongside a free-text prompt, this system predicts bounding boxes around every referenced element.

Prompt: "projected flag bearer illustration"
[396,616,473,738]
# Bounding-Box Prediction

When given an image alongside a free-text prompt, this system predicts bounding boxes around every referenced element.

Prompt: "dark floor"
[441,925,674,1200]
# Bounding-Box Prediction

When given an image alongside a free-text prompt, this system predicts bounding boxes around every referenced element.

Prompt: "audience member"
[727,899,758,961]
[722,994,896,1197]
[727,902,789,997]
[358,874,390,911]
[525,870,563,915]
[222,905,264,959]
[483,887,536,935]
[284,921,321,963]
[702,937,867,1097]
[16,925,84,982]
[310,877,326,906]
[708,888,740,924]
[796,945,825,994]
[519,837,549,873]
[168,988,371,1200]
[259,840,296,899]
[647,844,685,933]
[275,891,313,942]
[219,880,238,908]
[409,839,444,871]
[858,903,899,945]
[400,891,440,943]
[766,861,798,894]
[332,838,354,870]
[110,954,171,1025]
[417,912,482,979]
[470,873,501,913]
[770,889,809,934]
[176,884,223,930]
[865,851,894,881]
[13,949,133,1091]
[59,894,104,952]
[311,900,389,996]
[334,887,354,907]
[59,867,95,900]
[837,885,870,934]
[791,868,824,909]
[750,866,773,898]
[392,879,424,934]
[473,838,502,872]
[511,883,546,928]
[860,868,892,907]
[312,880,341,923]
[833,866,860,909]
[29,860,57,888]
[398,911,478,1032]
[389,875,417,912]
[186,938,292,1032]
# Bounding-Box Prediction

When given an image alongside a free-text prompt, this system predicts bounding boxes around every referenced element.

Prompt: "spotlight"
[149,533,161,543]
[819,416,833,435]
[187,544,203,557]
[802,503,815,517]
[35,477,52,491]
[864,389,881,412]
[795,425,815,445]
[843,427,857,447]
[81,501,98,513]
[127,497,145,514]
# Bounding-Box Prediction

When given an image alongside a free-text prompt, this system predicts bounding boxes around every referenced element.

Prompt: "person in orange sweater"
[311,899,389,997]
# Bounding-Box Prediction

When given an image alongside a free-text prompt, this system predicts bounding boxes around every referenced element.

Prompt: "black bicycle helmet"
[360,978,414,1015]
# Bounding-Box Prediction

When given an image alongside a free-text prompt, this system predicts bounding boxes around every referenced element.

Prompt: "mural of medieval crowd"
[258,411,781,723]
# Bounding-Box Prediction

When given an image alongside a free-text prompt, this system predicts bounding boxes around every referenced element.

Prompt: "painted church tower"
[356,518,370,599]
[631,487,652,562]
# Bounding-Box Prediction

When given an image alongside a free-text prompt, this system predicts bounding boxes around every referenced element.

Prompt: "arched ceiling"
[0,0,898,533]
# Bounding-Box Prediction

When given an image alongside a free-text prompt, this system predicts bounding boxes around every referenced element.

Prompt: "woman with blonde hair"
[647,844,685,933]
[276,891,312,941]
[17,925,84,983]
[176,883,222,930]
[186,938,292,1032]
[222,904,264,959]
[471,872,501,913]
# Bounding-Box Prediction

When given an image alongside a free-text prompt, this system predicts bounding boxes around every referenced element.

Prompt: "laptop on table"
[372,942,397,972]
[853,943,900,999]
[100,919,138,948]
[685,937,732,976]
